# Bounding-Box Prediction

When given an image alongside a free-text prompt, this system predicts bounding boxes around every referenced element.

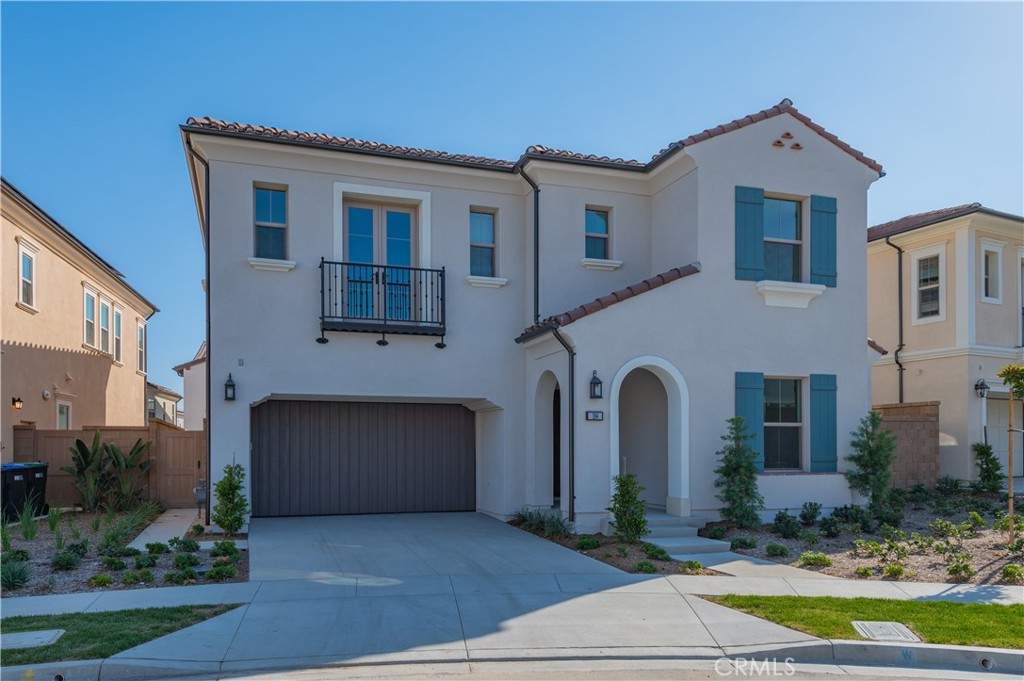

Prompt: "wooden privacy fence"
[12,421,206,509]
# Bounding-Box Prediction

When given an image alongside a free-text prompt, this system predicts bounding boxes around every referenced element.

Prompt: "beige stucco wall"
[1,187,153,460]
[180,359,206,430]
[975,227,1023,348]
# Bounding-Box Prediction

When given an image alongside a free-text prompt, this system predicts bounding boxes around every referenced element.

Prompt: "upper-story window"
[113,308,123,363]
[100,298,112,354]
[137,321,147,373]
[764,378,802,470]
[763,197,802,282]
[981,240,1003,304]
[83,287,98,347]
[909,242,946,324]
[254,187,287,260]
[18,240,38,309]
[917,256,940,317]
[585,208,610,259]
[470,210,496,277]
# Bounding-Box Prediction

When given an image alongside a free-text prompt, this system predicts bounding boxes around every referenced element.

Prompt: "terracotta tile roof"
[184,99,881,176]
[184,117,516,170]
[172,341,207,375]
[147,381,182,400]
[867,338,888,355]
[867,203,1023,241]
[515,263,701,343]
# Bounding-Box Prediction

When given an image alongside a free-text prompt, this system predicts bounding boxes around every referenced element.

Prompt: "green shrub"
[4,549,30,562]
[972,443,1003,493]
[704,524,728,540]
[205,564,237,581]
[936,476,963,497]
[854,566,874,578]
[97,502,161,556]
[66,540,89,558]
[947,560,976,581]
[772,511,801,539]
[798,551,832,567]
[59,430,111,512]
[1000,564,1024,584]
[928,518,960,539]
[576,536,600,551]
[642,543,672,560]
[1,559,31,590]
[799,502,822,526]
[53,528,65,551]
[168,536,200,553]
[632,560,657,574]
[543,513,571,538]
[616,546,628,558]
[713,417,765,528]
[212,463,250,535]
[87,573,113,588]
[607,473,649,543]
[1007,538,1024,555]
[799,529,820,546]
[908,483,930,506]
[678,560,703,574]
[0,522,10,552]
[145,542,169,555]
[47,506,62,532]
[845,411,897,514]
[908,532,934,553]
[174,553,200,569]
[730,536,756,550]
[212,556,233,568]
[819,515,843,538]
[765,543,790,558]
[883,564,905,579]
[102,556,126,570]
[966,511,987,532]
[189,524,205,536]
[17,497,39,541]
[107,438,154,510]
[831,505,875,533]
[164,567,199,584]
[852,539,883,558]
[210,540,240,561]
[104,545,142,558]
[135,555,158,569]
[90,514,101,532]
[50,550,81,570]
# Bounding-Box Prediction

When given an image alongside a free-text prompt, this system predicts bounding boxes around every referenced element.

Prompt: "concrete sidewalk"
[3,574,1021,680]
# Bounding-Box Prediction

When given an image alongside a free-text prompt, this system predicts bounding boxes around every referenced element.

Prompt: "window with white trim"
[764,378,802,470]
[100,298,112,354]
[18,240,38,308]
[910,243,946,324]
[113,308,123,363]
[254,186,287,260]
[57,402,72,430]
[763,197,802,282]
[470,209,496,277]
[918,256,940,317]
[585,208,610,259]
[981,240,1003,304]
[83,288,98,347]
[137,321,147,373]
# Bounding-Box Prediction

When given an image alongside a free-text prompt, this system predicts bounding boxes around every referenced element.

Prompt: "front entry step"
[645,535,732,555]
[641,512,731,556]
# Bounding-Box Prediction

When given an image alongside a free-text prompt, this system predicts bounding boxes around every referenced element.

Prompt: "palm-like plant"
[59,430,111,511]
[107,438,154,509]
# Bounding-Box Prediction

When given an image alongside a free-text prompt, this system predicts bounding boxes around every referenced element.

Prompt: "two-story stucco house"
[182,99,883,531]
[172,341,207,431]
[868,204,1024,483]
[1,178,157,459]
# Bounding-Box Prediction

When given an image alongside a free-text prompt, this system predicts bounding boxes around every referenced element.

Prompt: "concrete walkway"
[127,508,197,550]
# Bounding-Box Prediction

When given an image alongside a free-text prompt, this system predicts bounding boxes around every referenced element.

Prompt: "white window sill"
[911,313,945,326]
[580,258,623,271]
[15,301,38,315]
[465,275,508,289]
[981,297,1002,305]
[756,280,826,308]
[247,257,296,272]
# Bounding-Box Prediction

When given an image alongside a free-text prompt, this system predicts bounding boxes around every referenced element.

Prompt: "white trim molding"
[333,182,432,267]
[910,241,947,326]
[465,275,508,289]
[755,280,825,308]
[580,258,623,271]
[247,257,297,272]
[980,238,1005,305]
[872,343,1024,366]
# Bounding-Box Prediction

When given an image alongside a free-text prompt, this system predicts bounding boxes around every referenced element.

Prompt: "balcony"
[319,259,446,340]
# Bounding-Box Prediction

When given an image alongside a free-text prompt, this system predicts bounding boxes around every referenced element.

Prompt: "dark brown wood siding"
[250,400,476,517]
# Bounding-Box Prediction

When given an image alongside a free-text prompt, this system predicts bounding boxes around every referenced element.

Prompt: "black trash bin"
[23,462,49,517]
[1,463,29,523]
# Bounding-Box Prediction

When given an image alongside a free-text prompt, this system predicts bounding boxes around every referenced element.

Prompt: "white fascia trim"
[872,343,1024,366]
[909,241,947,326]
[980,238,1005,304]
[333,182,431,266]
[465,275,508,289]
[755,280,826,308]
[580,258,623,271]
[247,257,297,272]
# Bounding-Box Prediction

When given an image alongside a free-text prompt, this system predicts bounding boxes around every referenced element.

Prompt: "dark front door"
[250,400,476,517]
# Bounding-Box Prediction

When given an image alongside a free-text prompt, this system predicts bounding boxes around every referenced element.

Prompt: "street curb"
[0,658,101,681]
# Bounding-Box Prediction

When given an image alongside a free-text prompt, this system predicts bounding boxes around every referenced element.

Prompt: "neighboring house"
[175,408,186,429]
[146,381,182,426]
[868,204,1024,482]
[1,178,157,459]
[172,341,206,430]
[182,99,883,530]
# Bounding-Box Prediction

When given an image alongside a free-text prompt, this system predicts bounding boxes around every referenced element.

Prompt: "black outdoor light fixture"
[590,370,603,399]
[975,379,990,399]
[224,374,236,401]
[11,397,23,409]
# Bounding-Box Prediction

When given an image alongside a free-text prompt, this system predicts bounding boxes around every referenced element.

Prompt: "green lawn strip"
[704,595,1024,650]
[1,604,238,666]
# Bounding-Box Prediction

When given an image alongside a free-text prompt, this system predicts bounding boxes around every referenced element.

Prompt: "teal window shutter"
[735,371,765,472]
[810,195,837,287]
[735,186,765,281]
[810,374,837,472]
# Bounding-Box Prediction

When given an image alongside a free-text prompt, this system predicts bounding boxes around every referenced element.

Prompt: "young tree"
[997,364,1024,544]
[212,464,250,536]
[607,473,649,543]
[713,416,765,528]
[845,411,897,514]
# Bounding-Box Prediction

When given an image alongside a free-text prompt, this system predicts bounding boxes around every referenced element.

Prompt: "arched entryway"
[610,356,691,517]
[534,371,563,508]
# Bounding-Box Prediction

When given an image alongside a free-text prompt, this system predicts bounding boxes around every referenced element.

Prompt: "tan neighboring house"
[1,178,157,460]
[146,381,181,426]
[867,203,1024,482]
[172,342,205,431]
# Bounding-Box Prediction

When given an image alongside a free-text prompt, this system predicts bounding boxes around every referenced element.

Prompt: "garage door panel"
[251,400,476,517]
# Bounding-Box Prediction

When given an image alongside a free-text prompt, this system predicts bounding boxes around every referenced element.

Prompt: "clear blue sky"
[3,2,1022,398]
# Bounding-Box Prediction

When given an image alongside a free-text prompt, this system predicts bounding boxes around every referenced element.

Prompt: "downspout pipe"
[550,328,575,522]
[884,237,905,403]
[185,136,212,523]
[515,165,541,323]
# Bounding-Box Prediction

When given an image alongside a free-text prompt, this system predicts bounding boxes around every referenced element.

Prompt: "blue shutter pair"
[734,187,837,286]
[734,372,837,473]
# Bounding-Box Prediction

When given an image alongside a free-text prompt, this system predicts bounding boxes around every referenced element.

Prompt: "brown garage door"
[250,400,476,517]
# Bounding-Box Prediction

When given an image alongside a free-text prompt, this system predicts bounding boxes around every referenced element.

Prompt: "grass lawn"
[705,596,1024,650]
[1,604,237,666]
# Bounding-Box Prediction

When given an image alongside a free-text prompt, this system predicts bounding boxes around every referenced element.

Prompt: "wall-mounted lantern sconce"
[974,379,990,399]
[11,397,23,409]
[224,374,236,402]
[590,371,603,400]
